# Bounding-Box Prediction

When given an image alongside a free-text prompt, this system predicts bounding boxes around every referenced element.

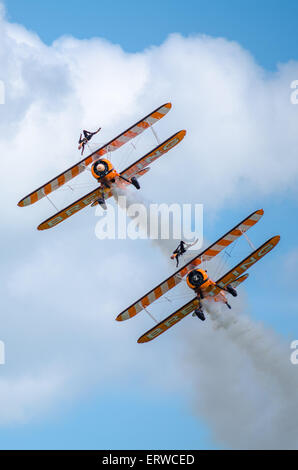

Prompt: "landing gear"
[215,283,237,298]
[131,176,140,190]
[226,284,237,297]
[192,304,206,321]
[91,197,107,210]
[119,174,141,190]
[226,302,232,309]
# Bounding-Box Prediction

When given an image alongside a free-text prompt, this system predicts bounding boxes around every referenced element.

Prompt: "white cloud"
[0,6,298,449]
[0,372,68,424]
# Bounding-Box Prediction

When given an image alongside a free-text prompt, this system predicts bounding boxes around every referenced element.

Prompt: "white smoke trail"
[182,298,298,449]
[114,186,298,449]
[112,186,179,258]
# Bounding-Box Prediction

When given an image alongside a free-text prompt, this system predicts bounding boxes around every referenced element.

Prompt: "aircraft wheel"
[193,308,205,321]
[226,284,237,297]
[131,177,140,190]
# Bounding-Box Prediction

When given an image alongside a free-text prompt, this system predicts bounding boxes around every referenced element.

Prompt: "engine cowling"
[91,159,112,179]
[186,269,208,290]
[91,158,119,183]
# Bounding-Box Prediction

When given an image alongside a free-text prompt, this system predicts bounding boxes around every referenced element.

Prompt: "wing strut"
[151,126,160,145]
[144,308,158,324]
[240,228,256,250]
[45,195,59,212]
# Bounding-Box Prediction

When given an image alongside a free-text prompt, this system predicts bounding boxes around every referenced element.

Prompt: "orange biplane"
[18,103,186,230]
[116,210,280,343]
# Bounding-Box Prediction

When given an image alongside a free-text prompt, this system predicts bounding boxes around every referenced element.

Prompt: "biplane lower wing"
[37,186,113,231]
[206,236,280,297]
[37,130,185,231]
[138,298,198,343]
[18,103,172,207]
[116,209,264,321]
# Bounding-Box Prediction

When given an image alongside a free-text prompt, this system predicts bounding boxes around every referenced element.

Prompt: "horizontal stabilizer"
[229,274,249,289]
[136,167,150,177]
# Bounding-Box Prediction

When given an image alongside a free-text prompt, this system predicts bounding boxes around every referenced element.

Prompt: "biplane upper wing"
[205,235,280,297]
[116,209,264,321]
[37,130,185,231]
[18,103,172,207]
[138,297,199,343]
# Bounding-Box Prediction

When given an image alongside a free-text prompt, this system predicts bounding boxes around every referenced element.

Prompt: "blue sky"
[5,0,298,70]
[1,0,298,451]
